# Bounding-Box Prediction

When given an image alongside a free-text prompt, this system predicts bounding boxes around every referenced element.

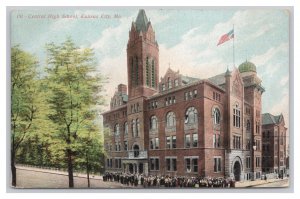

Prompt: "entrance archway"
[233,161,241,181]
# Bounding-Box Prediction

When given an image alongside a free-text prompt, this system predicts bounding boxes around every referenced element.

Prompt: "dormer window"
[162,83,166,91]
[168,77,172,89]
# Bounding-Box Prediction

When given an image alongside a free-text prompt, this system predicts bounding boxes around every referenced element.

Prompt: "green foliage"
[12,39,107,185]
[43,38,106,175]
[11,45,39,154]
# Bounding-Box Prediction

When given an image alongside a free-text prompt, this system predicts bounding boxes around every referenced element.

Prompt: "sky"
[11,8,290,129]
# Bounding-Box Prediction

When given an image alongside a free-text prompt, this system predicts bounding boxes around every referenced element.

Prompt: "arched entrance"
[233,161,241,181]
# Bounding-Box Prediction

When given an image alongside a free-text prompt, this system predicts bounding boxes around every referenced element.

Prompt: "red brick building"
[262,113,288,178]
[102,9,266,181]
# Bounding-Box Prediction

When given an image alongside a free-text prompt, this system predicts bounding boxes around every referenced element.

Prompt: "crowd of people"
[103,172,236,188]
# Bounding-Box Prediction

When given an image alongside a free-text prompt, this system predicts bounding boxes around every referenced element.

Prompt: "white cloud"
[280,75,289,86]
[250,42,288,66]
[269,89,289,128]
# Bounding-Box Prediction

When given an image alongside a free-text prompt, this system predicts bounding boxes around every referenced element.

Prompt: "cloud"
[280,75,289,86]
[269,88,289,128]
[250,42,288,66]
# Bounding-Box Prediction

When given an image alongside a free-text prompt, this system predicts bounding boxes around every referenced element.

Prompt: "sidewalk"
[16,165,103,180]
[235,177,288,187]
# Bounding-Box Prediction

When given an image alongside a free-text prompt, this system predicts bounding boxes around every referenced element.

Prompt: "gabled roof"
[135,9,149,32]
[181,75,200,85]
[208,72,226,86]
[262,113,283,125]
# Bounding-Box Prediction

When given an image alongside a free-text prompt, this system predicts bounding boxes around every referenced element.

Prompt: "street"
[12,166,289,189]
[14,167,127,188]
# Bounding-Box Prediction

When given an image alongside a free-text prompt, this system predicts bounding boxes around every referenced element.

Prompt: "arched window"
[151,59,155,87]
[146,57,150,86]
[131,57,134,86]
[114,124,119,136]
[124,122,128,135]
[185,107,198,124]
[166,112,176,127]
[168,77,172,89]
[213,108,221,125]
[135,56,139,86]
[150,116,158,130]
[132,120,136,137]
[136,119,140,137]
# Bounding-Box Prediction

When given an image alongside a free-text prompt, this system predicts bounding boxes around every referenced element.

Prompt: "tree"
[45,38,106,188]
[11,46,39,187]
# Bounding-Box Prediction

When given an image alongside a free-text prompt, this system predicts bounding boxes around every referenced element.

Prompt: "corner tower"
[127,9,159,99]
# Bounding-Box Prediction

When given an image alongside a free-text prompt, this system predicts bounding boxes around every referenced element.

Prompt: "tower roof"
[238,60,257,73]
[135,9,149,32]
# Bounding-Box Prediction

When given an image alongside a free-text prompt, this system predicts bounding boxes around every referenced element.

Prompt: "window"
[172,136,177,148]
[189,91,192,99]
[256,122,260,134]
[233,135,241,149]
[246,120,251,131]
[115,159,121,169]
[150,139,154,150]
[184,92,188,100]
[150,158,159,171]
[166,136,171,149]
[185,107,198,124]
[185,134,191,148]
[246,157,251,169]
[192,158,198,173]
[150,138,159,150]
[146,57,150,86]
[185,157,198,173]
[155,137,159,149]
[124,122,128,136]
[166,112,176,127]
[124,141,128,151]
[246,139,251,150]
[256,157,261,167]
[135,57,139,86]
[255,140,261,151]
[193,89,197,98]
[166,136,176,149]
[131,57,134,86]
[233,104,241,128]
[132,120,136,137]
[214,157,222,172]
[152,59,155,88]
[168,77,172,89]
[213,108,221,125]
[162,83,166,91]
[136,119,140,137]
[150,116,158,130]
[185,158,191,172]
[114,124,120,136]
[213,134,221,148]
[166,158,177,171]
[174,79,179,87]
[192,133,198,147]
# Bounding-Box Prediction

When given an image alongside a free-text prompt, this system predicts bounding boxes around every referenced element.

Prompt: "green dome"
[238,61,257,73]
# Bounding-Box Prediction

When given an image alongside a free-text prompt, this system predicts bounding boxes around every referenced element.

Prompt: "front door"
[233,161,241,181]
